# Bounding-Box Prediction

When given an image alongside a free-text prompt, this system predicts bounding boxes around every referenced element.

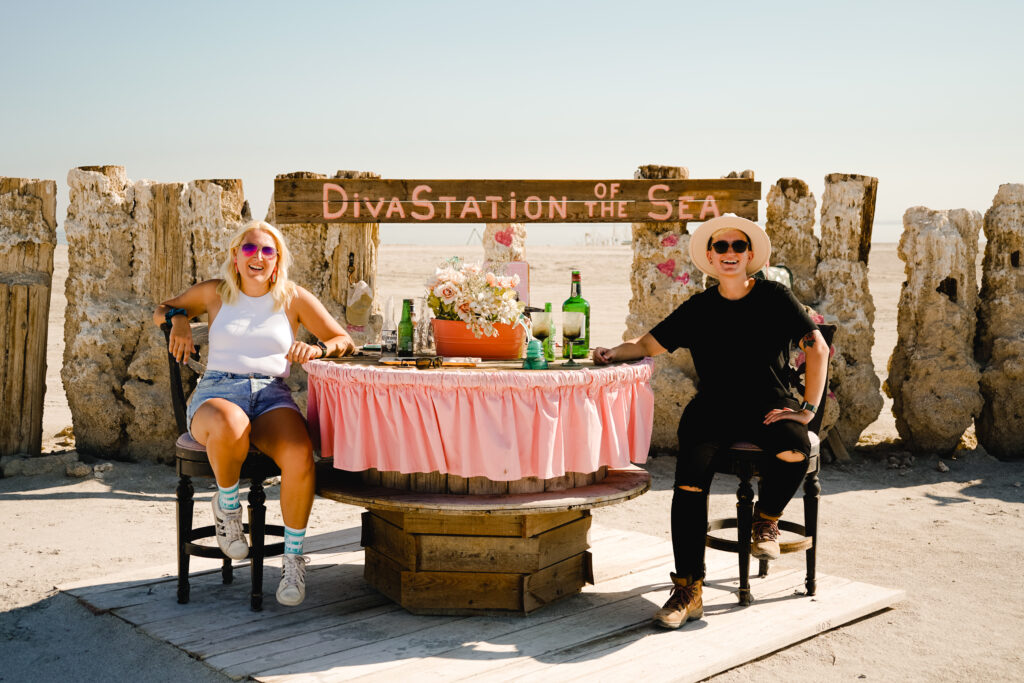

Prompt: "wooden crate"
[360,509,594,615]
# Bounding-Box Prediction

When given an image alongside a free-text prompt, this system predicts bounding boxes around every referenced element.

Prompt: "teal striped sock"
[218,482,241,511]
[284,526,306,556]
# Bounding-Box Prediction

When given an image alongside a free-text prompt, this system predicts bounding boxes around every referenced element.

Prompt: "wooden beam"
[274,177,761,224]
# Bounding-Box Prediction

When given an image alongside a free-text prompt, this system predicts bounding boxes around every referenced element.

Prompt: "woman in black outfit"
[592,214,828,629]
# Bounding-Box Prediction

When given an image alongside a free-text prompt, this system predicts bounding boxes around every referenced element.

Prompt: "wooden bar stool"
[162,322,285,611]
[705,323,835,606]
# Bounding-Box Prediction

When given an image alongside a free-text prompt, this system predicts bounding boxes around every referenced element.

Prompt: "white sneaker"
[277,554,309,606]
[211,493,249,560]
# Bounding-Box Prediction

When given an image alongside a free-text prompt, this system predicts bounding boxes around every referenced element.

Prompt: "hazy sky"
[3,0,1021,244]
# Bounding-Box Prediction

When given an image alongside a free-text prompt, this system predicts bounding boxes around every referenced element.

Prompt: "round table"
[305,356,655,615]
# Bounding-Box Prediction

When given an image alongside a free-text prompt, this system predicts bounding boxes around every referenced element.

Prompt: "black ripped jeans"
[671,395,810,581]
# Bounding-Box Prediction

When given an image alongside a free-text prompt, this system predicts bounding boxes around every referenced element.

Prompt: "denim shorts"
[186,370,301,437]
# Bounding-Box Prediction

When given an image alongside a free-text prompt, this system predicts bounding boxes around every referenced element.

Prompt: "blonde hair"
[217,220,297,311]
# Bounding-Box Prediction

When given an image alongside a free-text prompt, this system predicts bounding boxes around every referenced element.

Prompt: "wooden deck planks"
[62,523,903,683]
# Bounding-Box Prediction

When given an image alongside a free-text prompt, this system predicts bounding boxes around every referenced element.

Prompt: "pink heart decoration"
[495,228,513,246]
[660,234,679,247]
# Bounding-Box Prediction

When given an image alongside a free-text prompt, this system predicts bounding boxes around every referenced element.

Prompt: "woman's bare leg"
[250,408,315,529]
[190,399,251,487]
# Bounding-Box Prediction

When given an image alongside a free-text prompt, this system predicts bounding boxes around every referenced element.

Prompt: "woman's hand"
[167,317,194,364]
[592,333,667,366]
[286,341,324,364]
[763,407,814,426]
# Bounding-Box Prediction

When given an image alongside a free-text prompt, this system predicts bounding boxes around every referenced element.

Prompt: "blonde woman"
[153,220,354,606]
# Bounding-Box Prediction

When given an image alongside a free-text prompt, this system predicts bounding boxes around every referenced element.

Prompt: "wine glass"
[562,311,585,367]
[530,311,553,344]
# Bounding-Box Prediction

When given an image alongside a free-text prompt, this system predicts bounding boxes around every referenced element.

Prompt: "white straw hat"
[689,214,771,278]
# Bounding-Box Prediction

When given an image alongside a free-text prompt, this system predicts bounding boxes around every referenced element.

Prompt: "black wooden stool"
[704,323,834,606]
[163,322,285,611]
[705,439,821,605]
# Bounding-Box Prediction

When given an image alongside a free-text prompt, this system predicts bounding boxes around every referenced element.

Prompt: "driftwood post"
[0,177,57,456]
[815,173,882,451]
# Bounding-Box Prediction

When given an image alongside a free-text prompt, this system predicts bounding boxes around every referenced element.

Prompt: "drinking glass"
[530,311,553,344]
[562,311,585,367]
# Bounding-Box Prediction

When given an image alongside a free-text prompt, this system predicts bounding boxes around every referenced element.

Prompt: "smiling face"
[706,228,752,278]
[233,228,279,295]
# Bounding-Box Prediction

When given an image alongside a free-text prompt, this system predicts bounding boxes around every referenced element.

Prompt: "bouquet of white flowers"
[426,258,525,338]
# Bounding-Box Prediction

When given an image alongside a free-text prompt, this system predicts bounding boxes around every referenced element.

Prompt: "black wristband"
[800,400,817,414]
[164,307,187,324]
[315,340,328,358]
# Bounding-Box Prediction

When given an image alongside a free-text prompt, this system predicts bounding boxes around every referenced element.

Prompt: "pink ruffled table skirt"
[305,359,654,480]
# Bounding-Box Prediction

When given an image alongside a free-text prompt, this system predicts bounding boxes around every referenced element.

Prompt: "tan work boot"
[751,512,781,561]
[653,574,703,629]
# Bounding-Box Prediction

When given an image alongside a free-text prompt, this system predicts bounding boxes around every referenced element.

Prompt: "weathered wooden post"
[815,173,882,450]
[0,177,57,457]
[63,166,249,460]
[765,178,819,306]
[976,184,1024,459]
[885,207,983,453]
[627,164,701,451]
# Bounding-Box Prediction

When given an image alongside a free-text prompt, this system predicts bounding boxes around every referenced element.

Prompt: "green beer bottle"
[398,298,414,357]
[561,270,590,359]
[543,302,555,362]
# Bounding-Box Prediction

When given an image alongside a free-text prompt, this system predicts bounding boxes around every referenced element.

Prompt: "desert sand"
[2,243,1022,681]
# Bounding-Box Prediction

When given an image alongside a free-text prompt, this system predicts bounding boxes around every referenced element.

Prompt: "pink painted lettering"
[323,183,348,219]
[385,197,406,219]
[524,196,543,220]
[364,198,385,218]
[439,196,456,219]
[699,195,720,220]
[459,197,482,219]
[410,184,435,220]
[485,196,502,219]
[677,195,694,220]
[647,184,672,220]
[549,196,567,219]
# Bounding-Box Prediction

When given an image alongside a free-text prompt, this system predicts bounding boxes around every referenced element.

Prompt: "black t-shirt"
[649,279,816,408]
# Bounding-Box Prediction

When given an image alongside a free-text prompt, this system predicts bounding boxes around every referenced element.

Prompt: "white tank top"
[208,291,293,377]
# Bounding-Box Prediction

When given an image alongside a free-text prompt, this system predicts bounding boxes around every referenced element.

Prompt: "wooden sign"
[273,178,759,224]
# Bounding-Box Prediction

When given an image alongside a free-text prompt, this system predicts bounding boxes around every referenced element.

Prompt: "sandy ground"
[2,244,1023,681]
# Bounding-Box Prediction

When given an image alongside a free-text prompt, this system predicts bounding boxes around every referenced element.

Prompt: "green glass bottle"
[561,270,590,359]
[543,302,555,362]
[398,298,414,357]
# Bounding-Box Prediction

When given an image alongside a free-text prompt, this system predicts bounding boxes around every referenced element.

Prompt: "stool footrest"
[706,517,813,553]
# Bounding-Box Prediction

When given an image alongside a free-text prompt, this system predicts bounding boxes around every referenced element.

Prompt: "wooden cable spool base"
[316,465,650,615]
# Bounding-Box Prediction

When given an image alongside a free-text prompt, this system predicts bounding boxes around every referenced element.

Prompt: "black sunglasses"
[709,239,750,254]
[415,356,442,369]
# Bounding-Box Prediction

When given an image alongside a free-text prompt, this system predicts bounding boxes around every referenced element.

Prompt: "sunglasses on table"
[239,243,278,259]
[709,239,750,254]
